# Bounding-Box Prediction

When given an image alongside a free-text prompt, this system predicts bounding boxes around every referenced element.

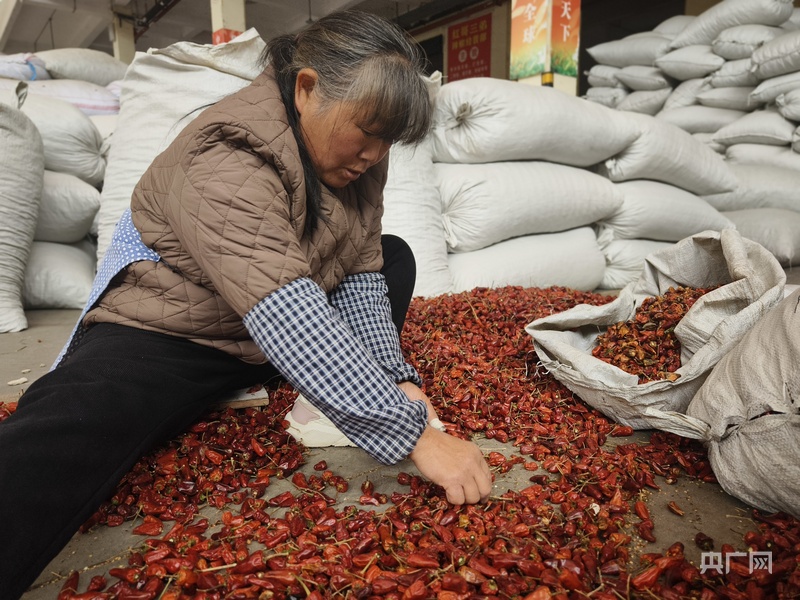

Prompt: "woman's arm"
[329,272,421,384]
[244,276,429,465]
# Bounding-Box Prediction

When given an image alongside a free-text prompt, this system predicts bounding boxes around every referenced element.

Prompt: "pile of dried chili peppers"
[592,286,718,383]
[1,285,797,599]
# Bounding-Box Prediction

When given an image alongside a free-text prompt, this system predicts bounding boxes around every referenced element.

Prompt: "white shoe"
[285,395,448,448]
[284,394,357,447]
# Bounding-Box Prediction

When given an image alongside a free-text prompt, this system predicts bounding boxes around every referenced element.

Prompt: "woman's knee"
[381,234,416,276]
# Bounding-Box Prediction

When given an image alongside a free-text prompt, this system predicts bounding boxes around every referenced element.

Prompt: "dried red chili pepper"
[634,500,650,520]
[667,501,684,516]
[58,571,80,600]
[593,286,717,383]
[695,532,715,551]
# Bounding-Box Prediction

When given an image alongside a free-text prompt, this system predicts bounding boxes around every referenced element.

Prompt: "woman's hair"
[261,10,433,234]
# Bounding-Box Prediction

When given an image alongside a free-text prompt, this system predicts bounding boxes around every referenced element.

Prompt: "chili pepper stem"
[154,578,173,600]
[359,550,379,575]
[294,572,313,597]
[198,563,237,573]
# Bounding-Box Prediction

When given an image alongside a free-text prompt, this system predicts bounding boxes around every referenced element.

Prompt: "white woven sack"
[527,228,785,437]
[783,7,800,30]
[615,66,673,91]
[89,114,118,142]
[0,89,104,186]
[97,29,265,261]
[448,228,605,293]
[657,105,746,133]
[670,0,794,49]
[598,239,674,290]
[713,109,795,147]
[0,89,44,333]
[687,287,800,517]
[0,53,50,80]
[654,15,697,38]
[22,239,96,310]
[586,34,671,68]
[89,114,118,158]
[775,88,800,119]
[752,29,800,80]
[430,78,641,167]
[595,180,734,246]
[436,162,623,253]
[697,86,758,111]
[584,87,629,108]
[704,164,800,211]
[693,132,727,153]
[616,88,671,115]
[383,138,453,298]
[722,208,800,266]
[656,45,726,81]
[710,59,761,88]
[35,48,128,87]
[663,78,713,110]
[750,70,800,104]
[0,77,119,116]
[600,112,737,195]
[35,171,100,244]
[586,65,624,88]
[712,24,785,60]
[726,142,800,171]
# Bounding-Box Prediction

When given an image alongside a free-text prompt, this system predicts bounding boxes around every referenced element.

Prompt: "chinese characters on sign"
[551,0,581,77]
[509,0,581,81]
[447,14,492,83]
[509,0,549,80]
[699,551,773,575]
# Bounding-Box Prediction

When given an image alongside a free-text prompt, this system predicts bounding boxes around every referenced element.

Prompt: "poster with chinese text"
[551,0,581,77]
[447,14,492,83]
[509,0,550,80]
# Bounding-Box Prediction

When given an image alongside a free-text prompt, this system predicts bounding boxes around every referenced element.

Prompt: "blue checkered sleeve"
[329,272,421,386]
[243,277,428,465]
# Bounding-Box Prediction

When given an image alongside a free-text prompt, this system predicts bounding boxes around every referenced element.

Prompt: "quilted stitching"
[86,71,387,363]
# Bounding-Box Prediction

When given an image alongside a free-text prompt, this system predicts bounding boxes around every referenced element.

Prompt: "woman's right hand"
[408,426,492,505]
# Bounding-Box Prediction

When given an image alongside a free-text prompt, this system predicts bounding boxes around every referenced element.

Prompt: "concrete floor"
[3,268,799,598]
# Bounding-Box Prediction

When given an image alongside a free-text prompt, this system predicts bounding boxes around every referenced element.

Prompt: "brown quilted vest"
[84,71,387,363]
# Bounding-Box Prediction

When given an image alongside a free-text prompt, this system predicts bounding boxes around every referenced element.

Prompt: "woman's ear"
[294,68,318,115]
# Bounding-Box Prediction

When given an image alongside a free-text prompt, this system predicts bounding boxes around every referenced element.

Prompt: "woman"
[0,10,491,599]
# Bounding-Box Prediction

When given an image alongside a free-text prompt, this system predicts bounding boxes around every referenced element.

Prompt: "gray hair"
[261,10,432,233]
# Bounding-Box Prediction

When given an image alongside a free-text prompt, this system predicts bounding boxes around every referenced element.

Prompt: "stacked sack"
[593,111,738,289]
[584,14,692,115]
[0,48,127,316]
[582,11,741,289]
[585,0,800,273]
[701,3,800,267]
[385,76,647,296]
[383,74,743,296]
[0,87,44,332]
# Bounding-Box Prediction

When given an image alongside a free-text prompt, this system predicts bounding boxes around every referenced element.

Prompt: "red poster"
[447,13,492,83]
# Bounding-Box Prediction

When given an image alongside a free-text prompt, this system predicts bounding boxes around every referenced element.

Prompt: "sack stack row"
[384,75,749,296]
[0,48,127,332]
[384,77,639,296]
[585,0,800,269]
[1,24,792,323]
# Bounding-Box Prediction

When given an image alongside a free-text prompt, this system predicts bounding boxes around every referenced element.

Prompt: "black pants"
[0,235,415,600]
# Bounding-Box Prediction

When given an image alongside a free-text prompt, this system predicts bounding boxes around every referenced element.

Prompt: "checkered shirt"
[244,276,428,465]
[58,210,428,465]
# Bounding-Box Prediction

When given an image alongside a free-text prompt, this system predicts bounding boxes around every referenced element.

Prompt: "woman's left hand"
[397,381,439,424]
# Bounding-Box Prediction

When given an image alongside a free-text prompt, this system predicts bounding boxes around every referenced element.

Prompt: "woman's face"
[295,68,392,189]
